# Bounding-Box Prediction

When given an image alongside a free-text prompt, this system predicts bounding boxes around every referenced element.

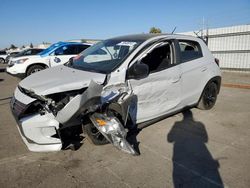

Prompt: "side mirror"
[127,63,149,80]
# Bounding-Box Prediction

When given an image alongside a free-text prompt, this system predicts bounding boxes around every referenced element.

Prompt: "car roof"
[58,42,91,46]
[108,33,201,43]
[109,34,163,42]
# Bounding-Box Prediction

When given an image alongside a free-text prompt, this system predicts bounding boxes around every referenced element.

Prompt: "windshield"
[38,43,61,56]
[67,39,142,74]
[15,49,29,57]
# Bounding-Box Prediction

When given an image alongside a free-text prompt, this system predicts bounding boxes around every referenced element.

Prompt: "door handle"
[171,76,181,83]
[201,66,207,72]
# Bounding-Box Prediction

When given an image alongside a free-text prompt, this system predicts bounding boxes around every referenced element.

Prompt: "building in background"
[180,24,250,71]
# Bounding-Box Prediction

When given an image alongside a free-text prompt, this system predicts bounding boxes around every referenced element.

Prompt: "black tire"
[26,65,45,76]
[83,123,109,145]
[197,82,218,110]
[0,58,5,64]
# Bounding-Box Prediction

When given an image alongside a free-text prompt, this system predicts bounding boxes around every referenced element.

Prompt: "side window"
[24,50,32,55]
[32,49,43,54]
[63,45,77,55]
[178,40,203,62]
[140,42,173,73]
[93,48,107,55]
[55,45,76,55]
[77,45,90,54]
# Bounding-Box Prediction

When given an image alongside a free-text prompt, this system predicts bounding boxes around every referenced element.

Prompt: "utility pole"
[201,17,205,39]
[200,17,209,45]
[206,22,209,45]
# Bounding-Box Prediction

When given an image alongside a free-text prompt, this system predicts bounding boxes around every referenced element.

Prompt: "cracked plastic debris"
[55,80,103,124]
[101,83,130,103]
[90,113,138,155]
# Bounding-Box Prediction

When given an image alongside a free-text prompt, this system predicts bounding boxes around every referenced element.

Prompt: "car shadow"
[127,128,141,155]
[0,79,4,82]
[60,126,84,151]
[0,68,6,72]
[167,110,224,188]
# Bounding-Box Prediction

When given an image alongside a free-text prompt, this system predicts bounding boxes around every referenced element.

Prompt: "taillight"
[215,58,219,66]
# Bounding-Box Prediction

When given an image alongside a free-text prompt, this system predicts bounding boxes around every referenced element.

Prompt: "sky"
[0,0,250,49]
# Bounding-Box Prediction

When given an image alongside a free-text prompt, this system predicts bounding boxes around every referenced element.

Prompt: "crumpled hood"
[19,65,107,95]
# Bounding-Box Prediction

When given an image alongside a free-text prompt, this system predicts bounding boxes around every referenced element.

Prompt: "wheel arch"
[26,63,49,75]
[197,76,221,105]
[208,76,221,94]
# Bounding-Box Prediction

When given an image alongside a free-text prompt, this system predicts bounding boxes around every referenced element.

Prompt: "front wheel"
[197,82,218,110]
[26,65,45,76]
[0,58,5,64]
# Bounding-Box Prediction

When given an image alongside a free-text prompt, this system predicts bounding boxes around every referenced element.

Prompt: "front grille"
[11,97,27,119]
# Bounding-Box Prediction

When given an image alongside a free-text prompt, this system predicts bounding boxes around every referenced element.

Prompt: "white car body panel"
[49,55,75,67]
[0,54,8,60]
[12,87,62,152]
[7,55,46,74]
[129,65,182,123]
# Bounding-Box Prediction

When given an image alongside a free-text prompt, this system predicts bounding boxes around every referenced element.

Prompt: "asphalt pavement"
[0,65,250,188]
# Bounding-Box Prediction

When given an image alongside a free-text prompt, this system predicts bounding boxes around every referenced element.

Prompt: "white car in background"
[0,50,8,63]
[10,34,221,155]
[6,42,91,78]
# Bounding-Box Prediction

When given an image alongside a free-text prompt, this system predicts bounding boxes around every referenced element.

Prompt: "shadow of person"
[167,110,224,188]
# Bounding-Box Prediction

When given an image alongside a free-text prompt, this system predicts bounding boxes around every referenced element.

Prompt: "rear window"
[178,40,203,62]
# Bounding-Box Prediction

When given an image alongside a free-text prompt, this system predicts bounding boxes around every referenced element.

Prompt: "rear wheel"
[83,123,109,145]
[197,82,218,110]
[26,65,45,76]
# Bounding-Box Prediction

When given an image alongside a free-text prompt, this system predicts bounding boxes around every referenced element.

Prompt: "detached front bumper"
[10,88,62,152]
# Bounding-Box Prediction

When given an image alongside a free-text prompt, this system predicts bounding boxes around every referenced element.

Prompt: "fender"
[26,63,49,74]
[197,76,221,105]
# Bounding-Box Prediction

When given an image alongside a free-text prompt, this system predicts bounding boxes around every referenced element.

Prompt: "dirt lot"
[0,66,250,188]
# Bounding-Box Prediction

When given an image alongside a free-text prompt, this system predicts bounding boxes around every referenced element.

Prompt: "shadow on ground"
[0,97,12,101]
[167,110,224,188]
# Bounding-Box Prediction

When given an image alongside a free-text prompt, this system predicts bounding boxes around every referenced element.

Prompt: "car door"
[177,40,207,105]
[128,41,182,123]
[49,45,78,67]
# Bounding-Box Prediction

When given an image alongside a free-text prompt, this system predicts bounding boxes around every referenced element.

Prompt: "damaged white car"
[10,34,221,155]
